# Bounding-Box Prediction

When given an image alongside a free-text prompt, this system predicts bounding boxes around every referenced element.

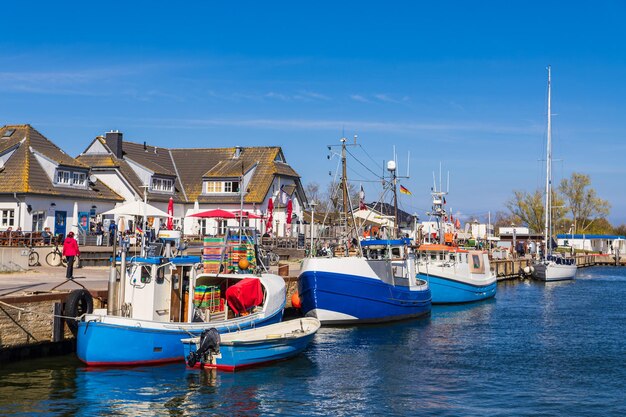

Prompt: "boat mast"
[341,137,349,225]
[544,65,552,258]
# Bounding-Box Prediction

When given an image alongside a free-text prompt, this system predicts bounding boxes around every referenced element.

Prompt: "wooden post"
[52,302,63,342]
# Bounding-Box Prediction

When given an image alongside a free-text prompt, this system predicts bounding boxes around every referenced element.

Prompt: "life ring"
[64,289,94,334]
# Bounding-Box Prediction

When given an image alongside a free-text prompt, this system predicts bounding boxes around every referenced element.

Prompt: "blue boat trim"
[298,269,431,324]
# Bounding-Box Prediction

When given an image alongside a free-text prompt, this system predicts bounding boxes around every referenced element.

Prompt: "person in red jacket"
[62,231,80,279]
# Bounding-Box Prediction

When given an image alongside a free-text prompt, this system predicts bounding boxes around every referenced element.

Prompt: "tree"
[505,189,566,234]
[584,218,614,235]
[614,224,626,236]
[559,172,610,233]
[492,211,519,236]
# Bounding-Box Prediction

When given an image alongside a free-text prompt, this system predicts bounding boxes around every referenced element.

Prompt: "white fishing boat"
[415,184,496,303]
[532,66,577,282]
[298,138,431,324]
[76,228,286,366]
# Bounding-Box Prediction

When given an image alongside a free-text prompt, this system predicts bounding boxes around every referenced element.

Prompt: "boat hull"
[423,275,497,304]
[77,310,283,366]
[182,321,318,371]
[532,262,577,281]
[298,269,431,324]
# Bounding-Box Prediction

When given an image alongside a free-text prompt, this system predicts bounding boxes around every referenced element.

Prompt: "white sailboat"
[532,66,577,281]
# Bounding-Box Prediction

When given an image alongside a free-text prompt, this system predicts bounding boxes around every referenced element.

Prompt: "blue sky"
[2,1,626,224]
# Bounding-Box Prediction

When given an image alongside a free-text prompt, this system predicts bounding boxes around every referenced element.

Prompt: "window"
[1,209,14,227]
[217,220,228,235]
[205,181,240,193]
[32,211,45,231]
[72,172,86,186]
[151,177,174,192]
[2,129,15,138]
[224,181,240,193]
[205,181,221,193]
[56,170,71,185]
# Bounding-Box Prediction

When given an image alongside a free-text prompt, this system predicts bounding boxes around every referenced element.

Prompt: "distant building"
[557,234,626,255]
[76,131,307,236]
[0,125,122,237]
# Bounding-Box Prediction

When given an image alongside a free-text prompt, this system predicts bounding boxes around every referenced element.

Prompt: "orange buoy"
[238,258,250,270]
[291,291,302,309]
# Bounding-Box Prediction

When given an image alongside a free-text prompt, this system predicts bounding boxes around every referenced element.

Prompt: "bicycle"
[258,247,280,266]
[46,244,67,267]
[22,244,39,267]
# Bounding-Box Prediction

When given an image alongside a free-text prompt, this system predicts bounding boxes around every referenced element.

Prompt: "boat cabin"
[119,255,270,324]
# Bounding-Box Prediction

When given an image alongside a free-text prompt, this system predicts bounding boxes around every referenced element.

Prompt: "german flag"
[399,185,412,195]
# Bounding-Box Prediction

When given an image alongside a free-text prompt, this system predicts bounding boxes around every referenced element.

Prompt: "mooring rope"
[0,299,79,321]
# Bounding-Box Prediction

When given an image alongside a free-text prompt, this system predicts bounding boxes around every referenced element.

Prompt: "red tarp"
[225,278,263,315]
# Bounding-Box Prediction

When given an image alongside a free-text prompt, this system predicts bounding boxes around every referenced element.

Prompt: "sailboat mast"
[341,137,349,225]
[544,65,552,257]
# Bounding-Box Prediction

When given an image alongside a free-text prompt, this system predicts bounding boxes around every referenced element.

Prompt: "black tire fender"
[64,289,94,334]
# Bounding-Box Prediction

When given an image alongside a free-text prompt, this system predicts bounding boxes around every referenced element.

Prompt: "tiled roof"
[77,137,304,205]
[77,138,187,203]
[75,153,119,168]
[0,125,122,201]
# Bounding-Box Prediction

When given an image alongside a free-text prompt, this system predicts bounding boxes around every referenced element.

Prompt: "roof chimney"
[105,130,123,159]
[234,146,242,159]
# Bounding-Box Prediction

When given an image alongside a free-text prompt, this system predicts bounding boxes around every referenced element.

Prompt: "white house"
[0,125,122,238]
[557,234,626,255]
[76,131,307,237]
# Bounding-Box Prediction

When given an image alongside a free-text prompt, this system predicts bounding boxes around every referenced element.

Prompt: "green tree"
[492,211,519,236]
[614,224,626,236]
[505,189,566,234]
[559,172,610,233]
[584,218,614,235]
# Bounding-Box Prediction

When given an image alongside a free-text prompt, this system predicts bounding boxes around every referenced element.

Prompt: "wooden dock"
[492,254,621,281]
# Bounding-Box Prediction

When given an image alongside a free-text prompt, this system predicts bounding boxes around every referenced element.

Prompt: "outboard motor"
[186,328,220,368]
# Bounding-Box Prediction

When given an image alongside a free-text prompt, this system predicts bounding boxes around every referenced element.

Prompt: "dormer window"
[151,177,174,193]
[72,172,86,186]
[205,180,240,194]
[56,170,71,185]
[55,169,88,188]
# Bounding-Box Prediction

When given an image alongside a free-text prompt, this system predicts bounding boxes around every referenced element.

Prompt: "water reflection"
[1,267,625,416]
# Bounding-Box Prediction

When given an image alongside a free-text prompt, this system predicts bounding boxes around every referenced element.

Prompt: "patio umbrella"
[233,210,262,219]
[167,197,174,230]
[189,209,236,219]
[265,198,274,234]
[102,201,171,217]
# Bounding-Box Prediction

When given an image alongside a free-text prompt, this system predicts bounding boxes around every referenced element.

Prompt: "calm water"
[1,267,625,416]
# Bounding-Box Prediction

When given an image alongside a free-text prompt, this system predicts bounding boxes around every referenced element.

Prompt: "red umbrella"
[167,197,174,230]
[189,209,236,219]
[265,199,274,233]
[233,210,262,219]
[286,199,293,225]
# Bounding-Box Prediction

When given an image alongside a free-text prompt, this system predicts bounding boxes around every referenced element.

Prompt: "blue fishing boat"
[298,139,431,324]
[415,184,496,304]
[299,239,432,324]
[182,317,320,371]
[416,244,496,303]
[76,229,286,366]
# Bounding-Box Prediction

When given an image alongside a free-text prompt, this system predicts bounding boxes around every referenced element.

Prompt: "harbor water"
[1,266,625,416]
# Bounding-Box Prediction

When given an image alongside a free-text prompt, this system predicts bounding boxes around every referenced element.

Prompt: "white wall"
[93,171,138,202]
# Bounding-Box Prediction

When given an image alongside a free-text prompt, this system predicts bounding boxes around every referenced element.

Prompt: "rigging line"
[346,147,384,179]
[358,144,384,172]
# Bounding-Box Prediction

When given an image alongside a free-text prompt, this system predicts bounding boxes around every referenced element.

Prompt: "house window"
[217,220,228,235]
[72,172,86,186]
[151,177,174,192]
[205,181,220,193]
[32,211,45,231]
[56,170,71,185]
[224,181,240,193]
[1,209,15,227]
